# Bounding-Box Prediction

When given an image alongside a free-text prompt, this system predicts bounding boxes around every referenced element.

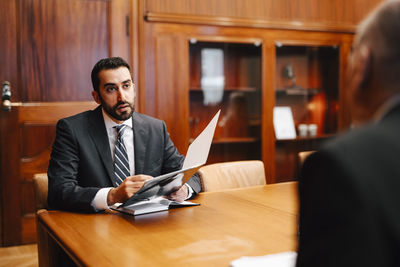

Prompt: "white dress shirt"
[91,109,134,210]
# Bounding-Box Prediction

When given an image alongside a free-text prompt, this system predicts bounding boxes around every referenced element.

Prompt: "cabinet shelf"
[189,137,259,144]
[213,137,259,144]
[275,133,334,143]
[274,44,339,182]
[189,41,262,164]
[190,86,257,92]
[276,87,320,96]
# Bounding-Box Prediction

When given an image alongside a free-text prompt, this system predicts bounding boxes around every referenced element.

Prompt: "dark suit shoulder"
[323,118,400,157]
[58,107,99,124]
[324,105,400,152]
[55,107,102,137]
[133,112,164,125]
[132,112,167,134]
[312,115,400,190]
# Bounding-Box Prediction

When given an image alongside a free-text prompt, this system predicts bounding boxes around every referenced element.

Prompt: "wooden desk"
[37,182,298,267]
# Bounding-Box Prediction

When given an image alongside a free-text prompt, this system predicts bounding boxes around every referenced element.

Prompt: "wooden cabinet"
[141,22,354,184]
[189,40,262,163]
[274,44,340,182]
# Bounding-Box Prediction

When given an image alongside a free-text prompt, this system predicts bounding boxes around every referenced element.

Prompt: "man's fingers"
[125,175,153,182]
[167,186,188,202]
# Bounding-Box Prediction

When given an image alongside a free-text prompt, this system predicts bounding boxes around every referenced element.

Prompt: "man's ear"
[92,90,101,104]
[347,45,373,125]
[353,45,372,96]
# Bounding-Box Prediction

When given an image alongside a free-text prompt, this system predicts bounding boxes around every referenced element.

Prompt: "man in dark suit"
[48,57,201,212]
[297,1,400,266]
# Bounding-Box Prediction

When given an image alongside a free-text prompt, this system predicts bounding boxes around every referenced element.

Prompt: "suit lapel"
[132,113,148,174]
[88,106,116,185]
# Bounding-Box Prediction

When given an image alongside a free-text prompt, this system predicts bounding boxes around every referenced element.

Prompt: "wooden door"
[0,0,132,246]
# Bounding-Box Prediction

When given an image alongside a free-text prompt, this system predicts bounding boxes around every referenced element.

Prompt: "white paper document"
[183,109,221,169]
[230,251,297,267]
[273,106,297,139]
[118,110,221,208]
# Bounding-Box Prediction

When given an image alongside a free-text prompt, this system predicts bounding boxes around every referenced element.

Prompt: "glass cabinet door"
[189,40,262,164]
[274,45,339,181]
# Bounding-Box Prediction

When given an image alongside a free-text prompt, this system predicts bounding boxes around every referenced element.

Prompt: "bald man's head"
[346,0,400,125]
[355,0,400,91]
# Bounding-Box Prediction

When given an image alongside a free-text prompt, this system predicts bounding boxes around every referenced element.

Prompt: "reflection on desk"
[37,182,299,267]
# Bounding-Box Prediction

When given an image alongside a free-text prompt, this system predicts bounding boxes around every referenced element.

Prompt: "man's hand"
[167,185,189,202]
[107,175,152,205]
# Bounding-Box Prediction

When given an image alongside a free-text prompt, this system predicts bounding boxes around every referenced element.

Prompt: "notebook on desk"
[112,110,220,214]
[111,197,200,216]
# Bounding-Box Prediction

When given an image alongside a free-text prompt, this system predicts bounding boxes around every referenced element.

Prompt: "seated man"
[297,1,400,266]
[48,57,201,212]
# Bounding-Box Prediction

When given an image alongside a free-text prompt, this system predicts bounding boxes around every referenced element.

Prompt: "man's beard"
[99,96,135,121]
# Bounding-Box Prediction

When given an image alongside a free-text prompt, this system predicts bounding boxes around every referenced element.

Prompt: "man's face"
[92,67,135,123]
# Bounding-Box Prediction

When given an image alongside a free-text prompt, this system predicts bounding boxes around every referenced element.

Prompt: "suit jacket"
[296,104,400,267]
[48,106,201,212]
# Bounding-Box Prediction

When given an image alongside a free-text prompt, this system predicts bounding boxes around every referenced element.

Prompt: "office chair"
[33,173,48,210]
[198,160,266,192]
[297,150,315,177]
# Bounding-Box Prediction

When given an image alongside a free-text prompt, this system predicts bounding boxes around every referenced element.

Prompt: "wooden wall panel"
[145,0,384,32]
[0,0,19,101]
[19,0,109,102]
[109,0,131,60]
[0,102,97,246]
[21,125,55,158]
[0,0,132,246]
[20,125,56,244]
[154,34,190,153]
[0,109,20,245]
[0,0,18,246]
[142,22,354,183]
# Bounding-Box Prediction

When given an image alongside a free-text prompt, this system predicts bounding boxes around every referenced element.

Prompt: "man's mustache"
[114,101,131,109]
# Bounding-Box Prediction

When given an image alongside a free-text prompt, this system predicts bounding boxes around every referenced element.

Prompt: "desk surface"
[37,182,298,267]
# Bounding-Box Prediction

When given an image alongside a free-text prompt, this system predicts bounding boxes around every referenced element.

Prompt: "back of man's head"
[357,0,400,92]
[91,57,131,92]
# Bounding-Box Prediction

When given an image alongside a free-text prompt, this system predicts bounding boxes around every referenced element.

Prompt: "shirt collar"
[101,108,133,130]
[372,93,400,123]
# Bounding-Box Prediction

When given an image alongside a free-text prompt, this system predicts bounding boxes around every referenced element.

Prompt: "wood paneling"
[109,0,131,60]
[19,0,109,101]
[131,0,141,111]
[154,34,190,152]
[139,1,376,183]
[142,22,354,183]
[0,0,19,101]
[2,0,133,103]
[0,102,97,246]
[145,0,384,32]
[0,0,18,246]
[0,108,20,245]
[262,40,277,182]
[0,0,133,246]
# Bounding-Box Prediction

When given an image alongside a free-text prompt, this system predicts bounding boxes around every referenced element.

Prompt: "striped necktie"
[114,124,130,186]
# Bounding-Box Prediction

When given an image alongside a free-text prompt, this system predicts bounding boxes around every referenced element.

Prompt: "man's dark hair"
[91,57,131,92]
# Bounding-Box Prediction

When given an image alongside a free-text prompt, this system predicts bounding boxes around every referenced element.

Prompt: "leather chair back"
[33,173,48,210]
[198,160,266,192]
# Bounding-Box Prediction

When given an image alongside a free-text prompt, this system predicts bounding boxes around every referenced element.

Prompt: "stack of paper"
[230,251,297,267]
